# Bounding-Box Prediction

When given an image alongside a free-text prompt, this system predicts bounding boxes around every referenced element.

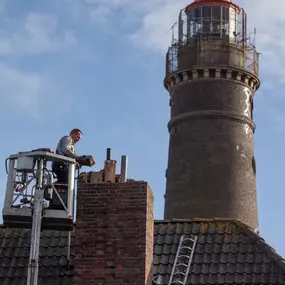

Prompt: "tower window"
[252,156,256,176]
[186,4,239,40]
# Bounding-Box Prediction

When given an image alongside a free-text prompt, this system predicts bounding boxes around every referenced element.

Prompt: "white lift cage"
[2,149,77,285]
[2,148,76,231]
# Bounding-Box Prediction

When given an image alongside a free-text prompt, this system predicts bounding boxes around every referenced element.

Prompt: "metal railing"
[165,40,259,76]
[165,4,259,77]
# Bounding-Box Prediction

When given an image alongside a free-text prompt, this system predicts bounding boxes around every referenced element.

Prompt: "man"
[52,128,82,184]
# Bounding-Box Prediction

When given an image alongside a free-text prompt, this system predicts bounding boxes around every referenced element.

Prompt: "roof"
[0,227,74,285]
[153,218,285,284]
[0,219,285,285]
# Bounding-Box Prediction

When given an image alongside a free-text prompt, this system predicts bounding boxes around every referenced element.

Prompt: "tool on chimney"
[76,155,96,167]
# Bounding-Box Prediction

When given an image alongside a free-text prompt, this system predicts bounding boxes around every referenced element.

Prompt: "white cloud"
[0,62,73,120]
[238,0,285,77]
[67,0,285,73]
[71,0,164,24]
[131,0,188,54]
[128,0,285,78]
[0,63,44,111]
[0,13,77,55]
[76,0,285,78]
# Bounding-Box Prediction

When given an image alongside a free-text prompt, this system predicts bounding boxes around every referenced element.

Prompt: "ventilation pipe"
[120,155,128,182]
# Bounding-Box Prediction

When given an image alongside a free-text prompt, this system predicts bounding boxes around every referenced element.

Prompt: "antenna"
[253,25,257,46]
[167,22,177,44]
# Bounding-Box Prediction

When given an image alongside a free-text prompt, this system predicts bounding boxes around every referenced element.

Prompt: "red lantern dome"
[185,0,240,14]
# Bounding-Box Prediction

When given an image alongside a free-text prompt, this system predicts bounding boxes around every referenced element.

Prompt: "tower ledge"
[164,66,260,93]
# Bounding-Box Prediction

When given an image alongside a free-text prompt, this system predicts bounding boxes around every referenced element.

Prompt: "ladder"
[168,235,198,285]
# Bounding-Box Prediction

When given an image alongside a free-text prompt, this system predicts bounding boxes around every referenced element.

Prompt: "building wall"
[178,40,247,71]
[74,175,154,285]
[164,39,260,231]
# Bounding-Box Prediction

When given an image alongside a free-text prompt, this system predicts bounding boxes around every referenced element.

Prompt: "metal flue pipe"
[120,155,128,182]
[106,148,111,160]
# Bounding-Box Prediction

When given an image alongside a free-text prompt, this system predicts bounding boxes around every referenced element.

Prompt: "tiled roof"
[153,218,285,284]
[0,219,285,285]
[0,227,74,285]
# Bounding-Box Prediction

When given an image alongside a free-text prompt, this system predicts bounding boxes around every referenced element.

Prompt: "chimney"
[74,172,154,284]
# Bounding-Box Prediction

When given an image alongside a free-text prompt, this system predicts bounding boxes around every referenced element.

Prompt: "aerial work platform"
[1,148,97,284]
[2,149,76,231]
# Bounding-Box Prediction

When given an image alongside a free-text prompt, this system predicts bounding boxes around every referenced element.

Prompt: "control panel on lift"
[2,148,77,231]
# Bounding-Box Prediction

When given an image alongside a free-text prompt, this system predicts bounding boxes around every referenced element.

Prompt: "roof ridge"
[153,218,285,272]
[154,217,253,225]
[238,223,285,272]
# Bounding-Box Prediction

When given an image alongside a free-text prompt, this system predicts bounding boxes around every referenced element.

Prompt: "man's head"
[70,128,82,143]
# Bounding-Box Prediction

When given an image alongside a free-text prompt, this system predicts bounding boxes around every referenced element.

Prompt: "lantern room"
[184,0,242,40]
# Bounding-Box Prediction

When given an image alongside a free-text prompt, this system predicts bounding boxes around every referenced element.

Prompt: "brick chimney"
[74,172,154,285]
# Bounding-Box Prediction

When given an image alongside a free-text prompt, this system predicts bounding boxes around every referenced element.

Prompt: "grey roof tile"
[190,222,201,234]
[0,219,285,284]
[152,219,285,284]
[0,227,74,285]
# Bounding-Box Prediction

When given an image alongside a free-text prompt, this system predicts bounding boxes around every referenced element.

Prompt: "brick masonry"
[177,39,246,71]
[74,174,154,285]
[164,77,259,230]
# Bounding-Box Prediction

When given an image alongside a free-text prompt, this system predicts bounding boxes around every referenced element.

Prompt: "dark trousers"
[50,162,69,209]
[52,162,69,184]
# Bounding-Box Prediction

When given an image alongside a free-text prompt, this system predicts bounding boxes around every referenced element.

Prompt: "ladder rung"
[174,263,187,267]
[173,272,187,276]
[173,270,186,275]
[177,254,191,259]
[168,235,198,285]
[181,238,195,242]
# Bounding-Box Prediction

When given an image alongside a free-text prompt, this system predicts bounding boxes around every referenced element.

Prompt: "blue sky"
[0,0,285,257]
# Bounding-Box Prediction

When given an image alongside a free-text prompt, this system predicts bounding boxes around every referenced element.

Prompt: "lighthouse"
[163,0,260,231]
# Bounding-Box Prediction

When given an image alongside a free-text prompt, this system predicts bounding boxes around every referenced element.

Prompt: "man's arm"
[60,136,77,158]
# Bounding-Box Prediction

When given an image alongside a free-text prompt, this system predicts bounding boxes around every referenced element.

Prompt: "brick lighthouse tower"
[163,0,260,230]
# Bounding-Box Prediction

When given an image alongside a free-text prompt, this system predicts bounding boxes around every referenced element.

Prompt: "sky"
[0,0,284,257]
